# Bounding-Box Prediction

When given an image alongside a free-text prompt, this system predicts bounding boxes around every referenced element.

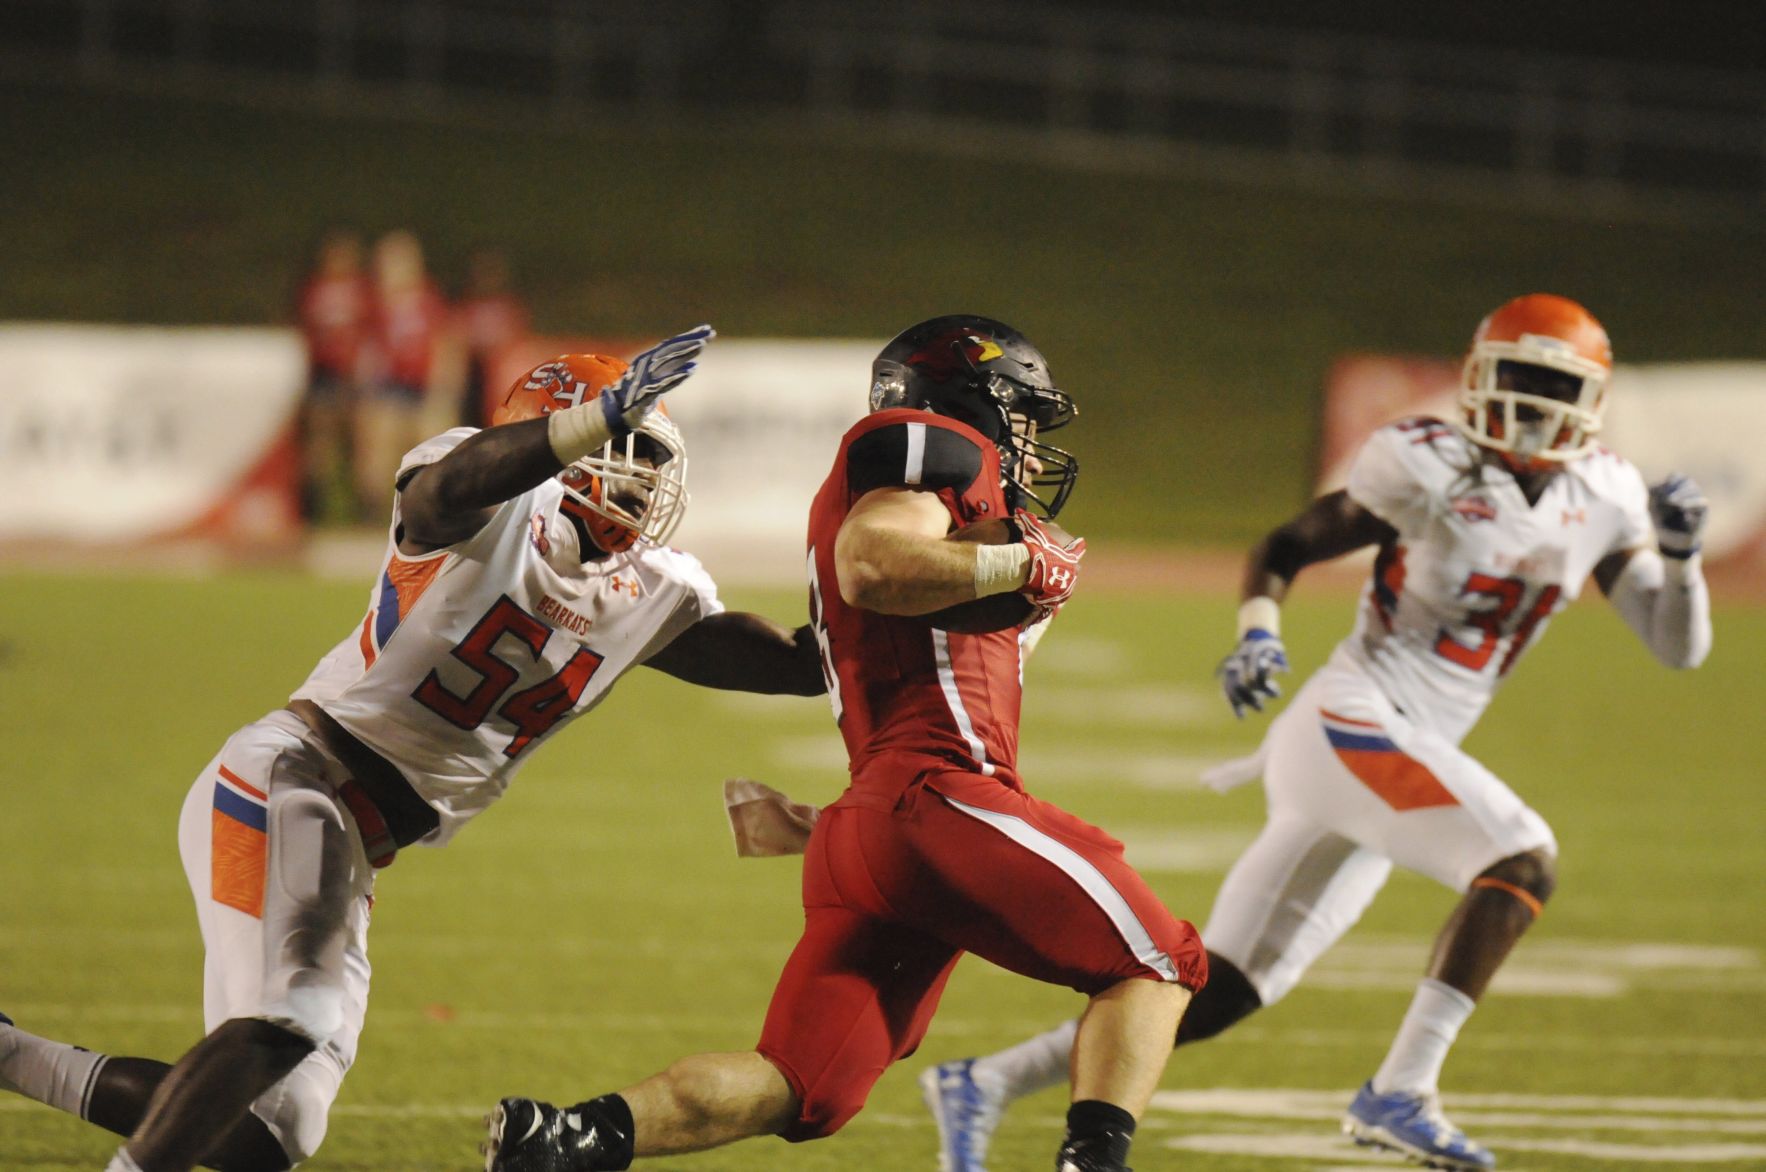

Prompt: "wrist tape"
[547,402,616,465]
[1237,595,1281,637]
[974,542,1031,597]
[1662,550,1702,577]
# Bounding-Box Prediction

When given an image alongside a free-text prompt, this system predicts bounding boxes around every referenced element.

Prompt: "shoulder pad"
[847,418,985,497]
[395,427,479,490]
[1385,415,1457,442]
[1380,416,1475,463]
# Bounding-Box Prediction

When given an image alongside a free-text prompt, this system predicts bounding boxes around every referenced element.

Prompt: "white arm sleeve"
[1608,548,1713,669]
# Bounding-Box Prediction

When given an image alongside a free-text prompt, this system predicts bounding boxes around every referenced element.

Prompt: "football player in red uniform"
[484,315,1208,1172]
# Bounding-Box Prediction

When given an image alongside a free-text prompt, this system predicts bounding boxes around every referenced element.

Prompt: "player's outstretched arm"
[1593,474,1713,669]
[399,417,567,549]
[1219,490,1395,717]
[1239,489,1396,603]
[642,612,826,695]
[401,325,715,550]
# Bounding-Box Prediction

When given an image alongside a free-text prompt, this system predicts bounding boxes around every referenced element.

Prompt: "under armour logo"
[1561,507,1587,525]
[1046,566,1075,590]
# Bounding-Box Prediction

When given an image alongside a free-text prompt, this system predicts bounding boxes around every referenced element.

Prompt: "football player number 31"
[1435,571,1560,676]
[413,596,605,756]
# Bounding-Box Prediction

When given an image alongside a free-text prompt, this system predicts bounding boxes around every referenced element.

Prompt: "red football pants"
[757,771,1206,1140]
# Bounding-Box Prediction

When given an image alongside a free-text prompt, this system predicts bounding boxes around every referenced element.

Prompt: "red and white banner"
[0,324,306,551]
[1319,355,1766,573]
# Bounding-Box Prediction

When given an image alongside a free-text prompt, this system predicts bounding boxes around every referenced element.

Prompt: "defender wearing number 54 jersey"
[0,331,827,1172]
[922,295,1712,1172]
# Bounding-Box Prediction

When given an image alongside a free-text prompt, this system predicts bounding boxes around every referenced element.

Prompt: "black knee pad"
[1176,953,1262,1045]
[1480,849,1557,905]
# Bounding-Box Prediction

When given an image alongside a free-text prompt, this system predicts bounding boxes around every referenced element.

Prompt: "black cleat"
[483,1097,630,1172]
[1055,1133,1134,1172]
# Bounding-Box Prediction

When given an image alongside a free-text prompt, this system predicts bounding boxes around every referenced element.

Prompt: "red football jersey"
[807,409,1028,794]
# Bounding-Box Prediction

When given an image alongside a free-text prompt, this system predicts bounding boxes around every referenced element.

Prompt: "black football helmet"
[868,314,1079,517]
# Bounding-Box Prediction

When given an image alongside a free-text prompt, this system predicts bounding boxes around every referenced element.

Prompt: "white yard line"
[1017,746,1242,789]
[1114,824,1262,872]
[1163,1130,1766,1165]
[1152,1091,1766,1165]
[13,1090,1766,1165]
[1020,684,1225,726]
[1151,1088,1766,1119]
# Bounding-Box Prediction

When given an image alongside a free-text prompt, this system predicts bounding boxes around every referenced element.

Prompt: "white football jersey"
[292,429,722,845]
[1332,418,1652,743]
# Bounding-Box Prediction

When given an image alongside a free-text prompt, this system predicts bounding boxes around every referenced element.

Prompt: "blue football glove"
[1648,473,1708,559]
[600,323,716,436]
[1217,629,1289,719]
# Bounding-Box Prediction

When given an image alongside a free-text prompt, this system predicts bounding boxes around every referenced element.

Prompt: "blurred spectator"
[357,229,450,520]
[452,248,532,428]
[294,229,370,523]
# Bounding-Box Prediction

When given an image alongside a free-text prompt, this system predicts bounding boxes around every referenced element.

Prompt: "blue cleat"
[1343,1081,1495,1171]
[919,1059,1005,1172]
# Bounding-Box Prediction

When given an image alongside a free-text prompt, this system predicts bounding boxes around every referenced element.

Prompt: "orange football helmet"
[1457,293,1613,466]
[492,354,689,554]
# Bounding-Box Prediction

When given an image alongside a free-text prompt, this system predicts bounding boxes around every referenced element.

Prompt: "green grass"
[1,570,1761,1170]
[4,83,1766,545]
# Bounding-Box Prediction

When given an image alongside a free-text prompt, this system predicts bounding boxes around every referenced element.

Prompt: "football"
[918,517,1035,634]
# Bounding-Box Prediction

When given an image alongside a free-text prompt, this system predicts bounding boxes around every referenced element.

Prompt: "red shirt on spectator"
[298,270,370,380]
[367,280,449,392]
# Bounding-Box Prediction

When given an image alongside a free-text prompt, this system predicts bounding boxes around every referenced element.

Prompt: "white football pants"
[176,709,375,1164]
[1204,664,1555,1005]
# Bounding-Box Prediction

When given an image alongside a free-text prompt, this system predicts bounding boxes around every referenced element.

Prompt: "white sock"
[1371,977,1476,1096]
[0,1018,108,1119]
[972,1018,1078,1102]
[105,1149,145,1172]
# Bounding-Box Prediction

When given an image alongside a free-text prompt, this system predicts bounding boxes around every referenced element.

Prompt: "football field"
[2,570,1761,1171]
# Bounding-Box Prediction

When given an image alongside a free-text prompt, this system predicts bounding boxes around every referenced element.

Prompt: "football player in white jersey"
[0,326,827,1172]
[916,294,1713,1172]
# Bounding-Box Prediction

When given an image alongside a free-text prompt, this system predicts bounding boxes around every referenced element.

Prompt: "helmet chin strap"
[1492,448,1562,498]
[558,481,640,560]
[583,512,638,558]
[559,509,636,562]
[1500,449,1550,474]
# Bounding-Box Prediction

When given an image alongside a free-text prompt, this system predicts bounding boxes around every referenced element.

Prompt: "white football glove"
[599,323,715,437]
[1648,473,1708,559]
[1217,629,1289,719]
[723,778,820,858]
